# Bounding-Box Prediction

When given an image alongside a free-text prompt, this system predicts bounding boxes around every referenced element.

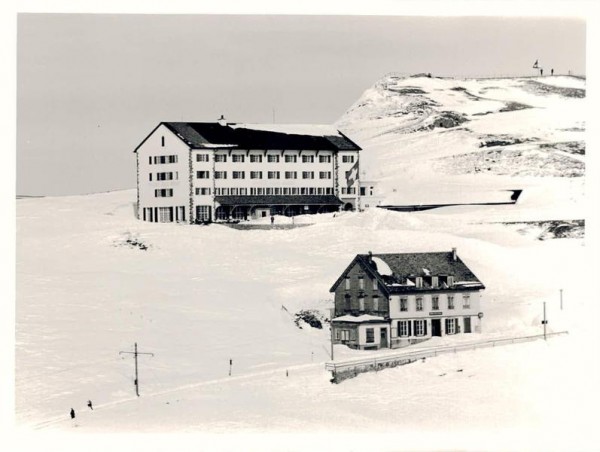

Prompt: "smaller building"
[330,249,485,350]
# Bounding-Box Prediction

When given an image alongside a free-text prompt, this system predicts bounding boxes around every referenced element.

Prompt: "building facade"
[330,249,485,350]
[134,119,362,223]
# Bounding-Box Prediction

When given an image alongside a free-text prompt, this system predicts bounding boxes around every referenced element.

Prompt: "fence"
[326,331,568,382]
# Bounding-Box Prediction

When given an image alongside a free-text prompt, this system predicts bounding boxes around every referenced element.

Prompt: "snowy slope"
[336,74,585,217]
[13,74,597,448]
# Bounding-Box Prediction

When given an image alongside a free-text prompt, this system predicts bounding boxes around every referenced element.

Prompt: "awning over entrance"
[214,195,343,206]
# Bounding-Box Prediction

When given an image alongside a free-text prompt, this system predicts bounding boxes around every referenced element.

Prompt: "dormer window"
[432,276,438,288]
[447,276,454,286]
[415,277,423,288]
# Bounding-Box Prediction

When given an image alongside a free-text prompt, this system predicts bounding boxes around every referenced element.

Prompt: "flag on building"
[345,159,359,188]
[532,59,539,69]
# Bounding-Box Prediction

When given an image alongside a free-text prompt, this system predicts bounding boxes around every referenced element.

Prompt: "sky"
[16,14,586,196]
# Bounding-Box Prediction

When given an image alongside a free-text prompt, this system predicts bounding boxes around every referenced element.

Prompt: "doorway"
[431,319,442,337]
[380,328,388,348]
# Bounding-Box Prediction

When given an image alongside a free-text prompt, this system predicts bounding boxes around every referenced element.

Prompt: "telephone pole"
[119,342,154,397]
[542,302,548,340]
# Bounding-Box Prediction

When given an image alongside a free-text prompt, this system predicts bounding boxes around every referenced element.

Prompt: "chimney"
[217,115,227,126]
[367,251,373,263]
[452,247,457,261]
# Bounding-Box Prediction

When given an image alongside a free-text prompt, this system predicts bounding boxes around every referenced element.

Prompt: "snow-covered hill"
[13,74,597,448]
[336,74,585,218]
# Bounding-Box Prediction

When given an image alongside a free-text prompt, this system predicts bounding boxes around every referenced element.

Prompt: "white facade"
[135,122,362,223]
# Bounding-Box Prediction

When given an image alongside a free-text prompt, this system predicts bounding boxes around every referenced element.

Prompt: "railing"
[326,331,568,374]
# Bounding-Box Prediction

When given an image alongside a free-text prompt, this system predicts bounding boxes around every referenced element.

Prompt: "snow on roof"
[371,256,393,276]
[332,315,386,323]
[423,268,430,276]
[230,123,342,137]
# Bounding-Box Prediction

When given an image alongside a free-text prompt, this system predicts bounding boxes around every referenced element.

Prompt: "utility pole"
[330,308,335,361]
[560,289,563,310]
[229,359,232,376]
[542,302,548,340]
[119,342,154,397]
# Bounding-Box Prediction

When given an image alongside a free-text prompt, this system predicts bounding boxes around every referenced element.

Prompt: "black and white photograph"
[4,1,599,451]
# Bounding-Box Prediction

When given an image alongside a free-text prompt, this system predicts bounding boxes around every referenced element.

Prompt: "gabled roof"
[134,122,361,152]
[330,251,485,293]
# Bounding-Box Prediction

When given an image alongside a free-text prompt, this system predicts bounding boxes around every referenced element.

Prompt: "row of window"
[345,277,379,291]
[149,155,177,165]
[197,154,335,164]
[196,187,336,196]
[399,295,470,311]
[196,170,332,180]
[149,171,179,181]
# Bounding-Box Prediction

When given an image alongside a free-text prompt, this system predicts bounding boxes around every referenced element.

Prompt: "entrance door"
[464,317,472,333]
[380,328,388,348]
[431,319,442,337]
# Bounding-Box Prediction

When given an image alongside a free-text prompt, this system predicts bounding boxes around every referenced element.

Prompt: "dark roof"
[330,251,485,293]
[134,122,361,152]
[215,195,343,206]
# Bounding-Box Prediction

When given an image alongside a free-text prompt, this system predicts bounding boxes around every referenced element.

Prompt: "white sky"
[15,12,586,196]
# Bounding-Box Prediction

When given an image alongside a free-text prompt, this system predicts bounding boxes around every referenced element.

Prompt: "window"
[285,155,297,163]
[233,171,245,179]
[156,172,174,181]
[358,276,364,289]
[415,320,425,336]
[232,154,245,163]
[366,328,374,343]
[149,156,152,165]
[360,187,366,196]
[268,171,280,179]
[154,188,173,198]
[214,171,227,179]
[341,187,347,195]
[215,154,227,163]
[400,298,408,312]
[250,171,263,179]
[149,173,152,181]
[345,277,350,290]
[319,155,331,163]
[326,187,333,194]
[265,188,273,195]
[239,188,247,195]
[158,206,172,222]
[195,187,211,195]
[432,276,439,288]
[445,318,458,335]
[196,205,211,221]
[432,296,439,310]
[161,136,165,147]
[416,297,423,311]
[341,329,350,341]
[153,155,177,164]
[250,155,262,163]
[230,188,238,195]
[448,295,455,310]
[373,297,379,311]
[463,295,471,309]
[309,188,315,195]
[302,155,314,163]
[319,171,332,179]
[285,171,297,179]
[196,154,209,162]
[399,320,409,337]
[415,277,423,288]
[302,171,314,179]
[196,171,209,179]
[342,155,354,163]
[359,297,365,311]
[447,276,454,286]
[267,155,280,163]
[372,279,378,290]
[344,294,351,310]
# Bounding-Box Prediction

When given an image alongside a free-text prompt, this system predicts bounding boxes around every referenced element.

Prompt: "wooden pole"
[543,302,547,341]
[119,342,154,397]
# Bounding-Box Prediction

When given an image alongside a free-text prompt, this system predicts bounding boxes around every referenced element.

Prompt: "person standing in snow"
[87,400,93,410]
[270,215,274,225]
[551,68,554,76]
[70,408,75,419]
[540,68,544,76]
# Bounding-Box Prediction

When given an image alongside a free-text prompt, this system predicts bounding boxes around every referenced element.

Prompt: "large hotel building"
[134,118,362,223]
